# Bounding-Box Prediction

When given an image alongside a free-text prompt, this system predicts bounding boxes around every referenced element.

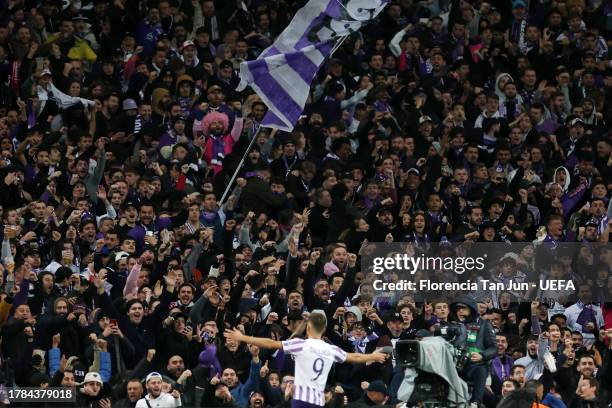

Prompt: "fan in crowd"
[0,0,611,407]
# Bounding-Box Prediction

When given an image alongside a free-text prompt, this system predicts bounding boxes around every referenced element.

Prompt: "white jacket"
[135,392,181,408]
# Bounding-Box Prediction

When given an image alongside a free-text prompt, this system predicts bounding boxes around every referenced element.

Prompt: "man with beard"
[321,137,352,175]
[546,345,612,405]
[175,284,195,314]
[564,284,604,345]
[366,198,395,242]
[127,201,172,253]
[248,391,266,408]
[194,85,237,132]
[135,372,181,407]
[490,334,514,395]
[35,297,86,358]
[27,269,59,315]
[514,335,543,380]
[273,290,304,321]
[218,345,261,407]
[136,7,164,56]
[94,92,120,139]
[271,137,302,180]
[114,379,144,408]
[244,101,266,141]
[165,355,186,383]
[380,312,409,343]
[303,247,356,319]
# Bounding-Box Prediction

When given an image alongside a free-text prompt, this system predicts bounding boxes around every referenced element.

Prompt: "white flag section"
[237,0,389,131]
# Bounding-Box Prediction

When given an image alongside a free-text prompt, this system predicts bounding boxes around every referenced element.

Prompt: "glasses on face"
[282,379,294,384]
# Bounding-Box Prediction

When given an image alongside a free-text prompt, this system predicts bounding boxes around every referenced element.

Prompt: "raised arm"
[345,351,387,364]
[223,328,282,350]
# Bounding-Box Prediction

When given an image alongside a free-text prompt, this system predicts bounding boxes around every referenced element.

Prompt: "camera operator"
[449,296,497,407]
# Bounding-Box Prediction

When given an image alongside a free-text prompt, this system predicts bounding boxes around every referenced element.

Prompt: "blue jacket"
[542,393,568,408]
[49,347,111,382]
[230,359,261,408]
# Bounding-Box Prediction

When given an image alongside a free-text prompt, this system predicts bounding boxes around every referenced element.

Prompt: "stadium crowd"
[0,0,611,406]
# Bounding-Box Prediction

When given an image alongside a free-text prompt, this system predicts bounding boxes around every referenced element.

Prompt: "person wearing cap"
[121,98,139,115]
[45,15,97,64]
[158,113,188,149]
[34,66,95,123]
[580,220,601,242]
[270,135,302,179]
[179,41,199,71]
[247,390,265,408]
[354,380,391,407]
[135,372,181,407]
[73,14,100,52]
[509,0,528,43]
[76,371,108,406]
[208,59,240,98]
[175,75,196,116]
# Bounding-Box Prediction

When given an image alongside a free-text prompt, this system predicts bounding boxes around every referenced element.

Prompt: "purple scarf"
[576,303,597,332]
[201,211,217,221]
[198,344,222,378]
[209,131,225,165]
[492,355,514,380]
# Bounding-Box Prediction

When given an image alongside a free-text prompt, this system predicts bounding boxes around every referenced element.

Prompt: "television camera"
[390,322,471,407]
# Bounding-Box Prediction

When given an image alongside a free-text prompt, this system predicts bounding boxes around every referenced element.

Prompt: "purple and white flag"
[237,0,388,131]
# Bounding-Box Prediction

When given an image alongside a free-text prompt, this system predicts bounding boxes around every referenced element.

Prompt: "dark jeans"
[461,363,488,403]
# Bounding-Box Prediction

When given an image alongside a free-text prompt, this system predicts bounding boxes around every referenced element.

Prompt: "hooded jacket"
[449,295,497,364]
[36,299,87,359]
[553,166,571,192]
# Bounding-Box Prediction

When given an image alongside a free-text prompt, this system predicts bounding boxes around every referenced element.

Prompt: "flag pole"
[219,124,262,206]
[219,35,349,206]
[330,34,349,56]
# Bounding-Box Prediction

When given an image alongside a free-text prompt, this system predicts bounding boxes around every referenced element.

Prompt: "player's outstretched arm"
[345,350,388,364]
[224,328,283,350]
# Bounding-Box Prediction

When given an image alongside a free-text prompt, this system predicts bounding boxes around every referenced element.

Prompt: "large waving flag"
[237,0,389,131]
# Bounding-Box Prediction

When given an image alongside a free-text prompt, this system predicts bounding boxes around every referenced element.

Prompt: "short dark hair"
[308,313,326,334]
[578,354,595,365]
[503,379,520,389]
